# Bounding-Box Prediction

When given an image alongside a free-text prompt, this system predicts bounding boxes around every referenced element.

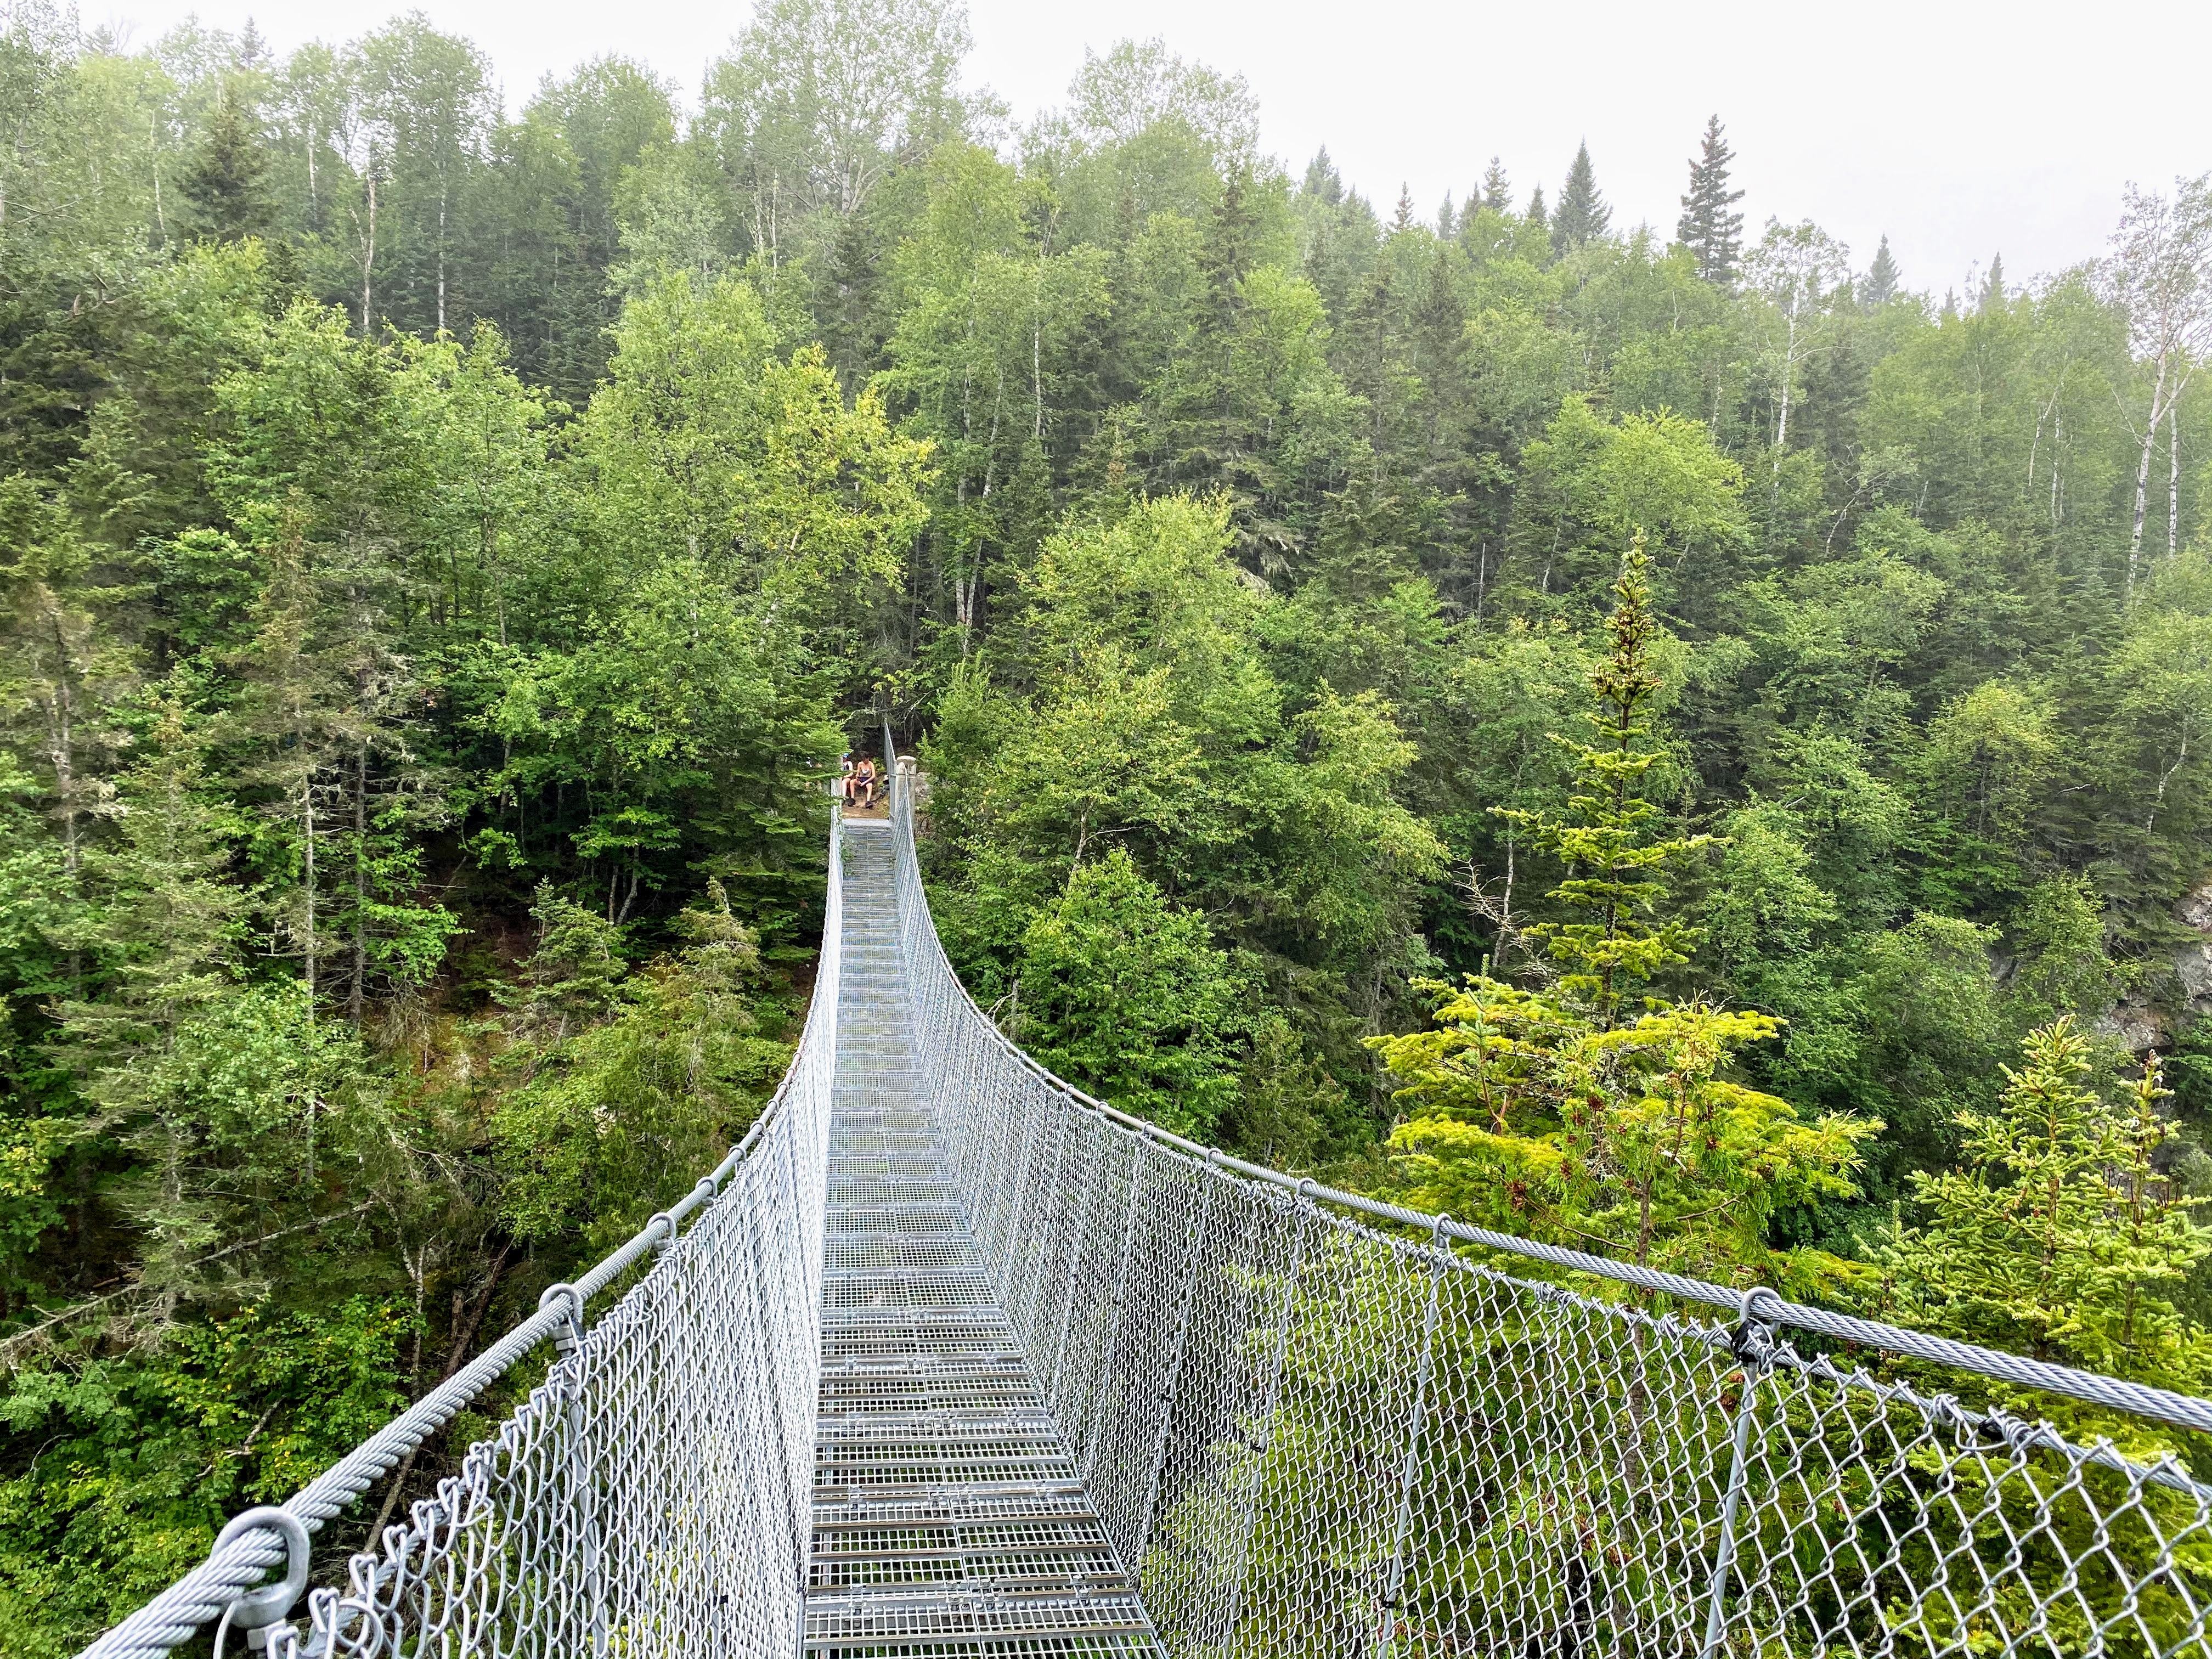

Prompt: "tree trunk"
[358,165,379,336]
[302,776,318,1184]
[437,180,448,335]
[351,741,369,1028]
[2170,397,2181,557]
[2128,353,2168,598]
[44,607,77,881]
[150,111,165,243]
[1774,299,1798,454]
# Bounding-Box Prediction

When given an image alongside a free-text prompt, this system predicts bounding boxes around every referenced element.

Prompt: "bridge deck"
[805,823,1161,1656]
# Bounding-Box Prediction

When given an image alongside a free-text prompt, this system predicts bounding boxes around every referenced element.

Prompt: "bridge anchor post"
[1372,1215,1451,1659]
[1696,1287,1783,1659]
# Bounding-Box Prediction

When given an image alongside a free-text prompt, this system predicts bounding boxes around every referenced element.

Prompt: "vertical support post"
[1699,1289,1781,1659]
[1373,1216,1452,1659]
[541,1284,607,1659]
[1137,1158,1222,1562]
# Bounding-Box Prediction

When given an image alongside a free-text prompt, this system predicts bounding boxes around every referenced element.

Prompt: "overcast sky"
[89,0,2212,297]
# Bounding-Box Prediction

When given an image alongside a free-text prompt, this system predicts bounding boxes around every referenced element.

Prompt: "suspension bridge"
[80,748,2212,1659]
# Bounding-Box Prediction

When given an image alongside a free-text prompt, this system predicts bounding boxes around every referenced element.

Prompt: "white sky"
[89,0,2212,298]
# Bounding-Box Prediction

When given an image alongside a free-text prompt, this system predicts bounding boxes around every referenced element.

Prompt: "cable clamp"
[1729,1285,1784,1366]
[210,1506,311,1659]
[539,1282,585,1360]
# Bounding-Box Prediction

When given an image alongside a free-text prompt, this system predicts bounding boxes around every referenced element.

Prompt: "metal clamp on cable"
[539,1282,585,1359]
[1729,1285,1784,1367]
[1427,1212,1458,1268]
[209,1507,310,1659]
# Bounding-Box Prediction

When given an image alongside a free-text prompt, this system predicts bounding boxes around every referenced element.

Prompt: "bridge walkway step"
[805,823,1163,1657]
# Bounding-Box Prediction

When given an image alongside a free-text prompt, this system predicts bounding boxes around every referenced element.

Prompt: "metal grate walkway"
[805,823,1163,1656]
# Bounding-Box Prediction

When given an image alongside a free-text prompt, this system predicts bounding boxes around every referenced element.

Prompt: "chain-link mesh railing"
[76,816,842,1659]
[884,748,2212,1659]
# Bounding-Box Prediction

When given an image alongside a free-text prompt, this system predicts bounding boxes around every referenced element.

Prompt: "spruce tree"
[1550,142,1610,255]
[58,704,242,1314]
[1979,251,2006,312]
[1199,168,1263,323]
[1524,184,1547,233]
[1391,184,1414,234]
[1373,535,1871,1278]
[1674,115,1745,286]
[1301,148,1344,206]
[1887,1020,2211,1391]
[1436,191,1455,239]
[1498,535,1706,1024]
[1481,157,1510,212]
[1863,235,1901,306]
[180,85,275,243]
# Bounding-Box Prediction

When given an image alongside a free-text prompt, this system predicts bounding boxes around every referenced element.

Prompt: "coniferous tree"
[1979,251,2006,311]
[1301,147,1344,205]
[1885,1021,2211,1390]
[1436,191,1454,239]
[1371,536,1872,1278]
[181,87,277,244]
[57,706,238,1288]
[1391,184,1414,234]
[1863,234,1901,306]
[1674,114,1744,286]
[1524,184,1547,233]
[1498,536,1706,1023]
[1550,141,1610,255]
[1481,157,1510,212]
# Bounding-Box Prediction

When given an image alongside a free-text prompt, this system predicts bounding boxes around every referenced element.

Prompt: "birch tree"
[1746,218,1849,459]
[702,0,973,231]
[2100,175,2212,597]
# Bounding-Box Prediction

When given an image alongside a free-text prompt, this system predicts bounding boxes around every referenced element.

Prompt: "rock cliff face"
[2099,877,2212,1053]
[2179,880,2212,1006]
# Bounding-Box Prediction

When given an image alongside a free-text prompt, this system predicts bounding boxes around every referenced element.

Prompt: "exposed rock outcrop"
[2099,877,2212,1053]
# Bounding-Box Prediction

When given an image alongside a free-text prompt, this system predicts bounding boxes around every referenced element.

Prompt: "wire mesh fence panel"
[884,761,2212,1659]
[274,828,843,1659]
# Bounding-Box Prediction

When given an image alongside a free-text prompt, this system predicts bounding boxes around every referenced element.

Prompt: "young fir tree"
[1481,158,1510,212]
[227,526,349,1011]
[1863,236,1901,307]
[1675,115,1745,286]
[180,85,276,244]
[1884,1018,2211,1392]
[1500,535,1706,1027]
[1524,185,1548,234]
[1550,142,1611,255]
[1301,148,1345,206]
[1980,251,2007,312]
[57,705,240,1314]
[1371,538,1874,1283]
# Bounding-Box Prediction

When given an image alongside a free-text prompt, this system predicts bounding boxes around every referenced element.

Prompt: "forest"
[5,0,2212,1649]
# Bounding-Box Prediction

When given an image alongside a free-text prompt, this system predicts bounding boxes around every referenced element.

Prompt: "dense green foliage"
[5,0,2212,1648]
